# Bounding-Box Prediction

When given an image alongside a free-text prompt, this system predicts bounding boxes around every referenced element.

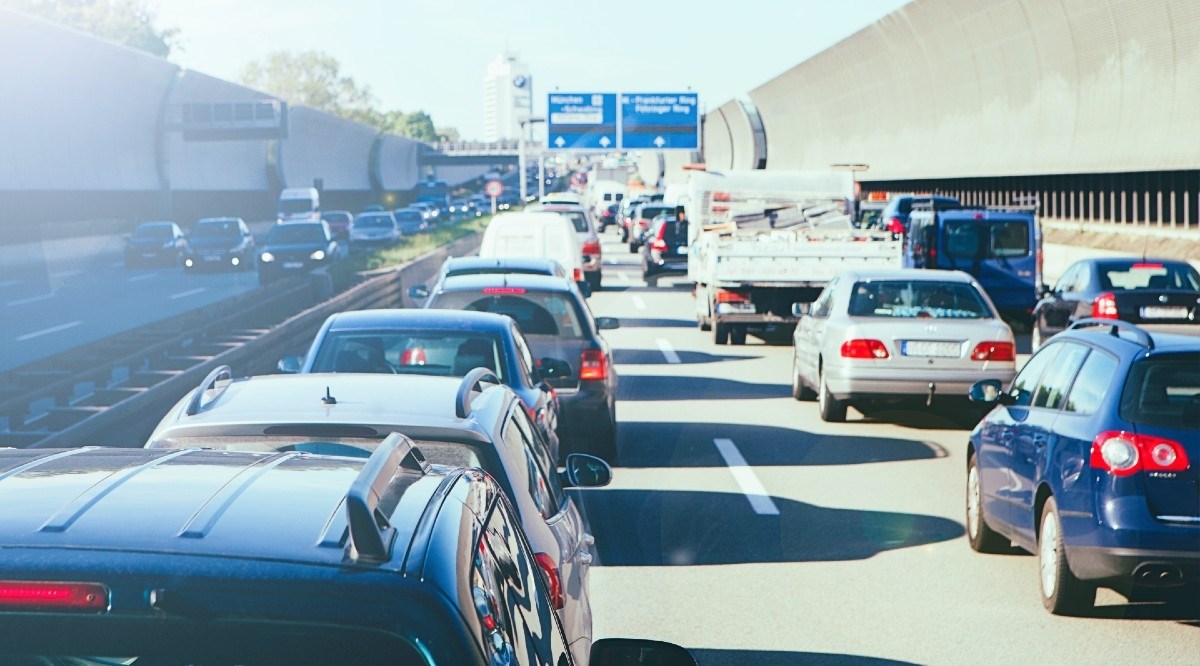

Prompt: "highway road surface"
[581,232,1199,665]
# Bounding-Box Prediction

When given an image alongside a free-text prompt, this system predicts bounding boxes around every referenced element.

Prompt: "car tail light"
[715,289,749,303]
[579,349,607,381]
[840,339,890,359]
[650,238,668,252]
[1131,262,1164,269]
[483,287,526,295]
[971,341,1015,361]
[713,192,732,202]
[400,348,427,366]
[534,553,564,610]
[887,216,904,233]
[1092,292,1118,319]
[0,581,108,612]
[572,267,583,282]
[1090,432,1190,476]
[636,218,649,229]
[582,240,601,256]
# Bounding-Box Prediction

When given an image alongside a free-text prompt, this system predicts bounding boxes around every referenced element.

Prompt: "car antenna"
[321,386,337,405]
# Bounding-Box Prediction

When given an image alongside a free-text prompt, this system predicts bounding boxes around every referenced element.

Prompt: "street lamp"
[518,116,546,202]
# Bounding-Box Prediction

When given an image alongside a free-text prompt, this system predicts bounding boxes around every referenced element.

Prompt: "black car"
[123,221,185,268]
[640,214,689,287]
[182,217,256,272]
[1033,258,1200,349]
[425,273,620,461]
[257,221,339,285]
[0,442,693,665]
[597,203,619,231]
[287,308,565,462]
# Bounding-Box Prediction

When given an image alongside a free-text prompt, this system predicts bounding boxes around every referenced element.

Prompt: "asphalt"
[582,232,1200,665]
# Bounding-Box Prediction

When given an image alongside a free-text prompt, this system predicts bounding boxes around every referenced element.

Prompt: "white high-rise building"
[482,52,532,143]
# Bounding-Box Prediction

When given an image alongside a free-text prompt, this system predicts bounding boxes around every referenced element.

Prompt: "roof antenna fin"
[322,386,337,405]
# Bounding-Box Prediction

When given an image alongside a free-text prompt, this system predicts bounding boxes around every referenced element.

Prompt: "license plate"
[678,246,689,254]
[282,262,304,269]
[902,341,961,357]
[202,256,221,262]
[1140,306,1188,320]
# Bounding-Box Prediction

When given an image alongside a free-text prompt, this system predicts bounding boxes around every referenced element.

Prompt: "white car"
[527,204,602,292]
[791,269,1017,422]
[349,212,400,249]
[480,212,587,293]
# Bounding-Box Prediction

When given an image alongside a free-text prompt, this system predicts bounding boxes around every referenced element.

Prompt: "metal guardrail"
[0,232,484,449]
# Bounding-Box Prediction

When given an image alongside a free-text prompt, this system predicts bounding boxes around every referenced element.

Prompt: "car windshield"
[322,212,351,223]
[132,224,172,239]
[308,330,505,379]
[394,210,423,222]
[279,198,314,214]
[192,220,239,237]
[354,214,393,228]
[266,224,325,244]
[847,280,993,318]
[1119,353,1200,430]
[431,290,586,339]
[639,206,673,221]
[1098,261,1200,291]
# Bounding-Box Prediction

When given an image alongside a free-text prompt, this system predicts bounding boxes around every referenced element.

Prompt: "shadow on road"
[852,402,984,431]
[615,421,947,468]
[688,649,919,665]
[576,488,963,566]
[618,375,791,401]
[608,318,697,329]
[613,349,760,365]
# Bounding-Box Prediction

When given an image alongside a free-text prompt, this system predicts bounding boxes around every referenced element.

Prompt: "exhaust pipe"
[926,383,936,408]
[1133,562,1185,587]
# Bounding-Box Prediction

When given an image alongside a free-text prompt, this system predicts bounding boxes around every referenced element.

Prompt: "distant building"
[482,52,532,143]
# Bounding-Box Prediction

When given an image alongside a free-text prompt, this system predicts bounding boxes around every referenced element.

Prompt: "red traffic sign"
[485,180,503,198]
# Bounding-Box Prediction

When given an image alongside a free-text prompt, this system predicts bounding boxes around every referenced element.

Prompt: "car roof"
[326,309,513,334]
[197,217,240,224]
[487,211,575,229]
[1086,257,1193,269]
[439,272,576,293]
[0,446,456,570]
[443,256,564,276]
[1057,326,1200,354]
[838,268,978,283]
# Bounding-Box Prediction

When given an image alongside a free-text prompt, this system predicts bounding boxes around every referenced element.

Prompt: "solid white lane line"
[6,293,54,307]
[128,273,158,282]
[656,338,681,364]
[632,295,647,310]
[713,438,780,516]
[16,320,82,341]
[169,287,207,300]
[0,279,22,289]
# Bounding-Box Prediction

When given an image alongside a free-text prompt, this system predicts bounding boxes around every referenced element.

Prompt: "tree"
[1,0,179,57]
[241,50,381,126]
[436,126,461,143]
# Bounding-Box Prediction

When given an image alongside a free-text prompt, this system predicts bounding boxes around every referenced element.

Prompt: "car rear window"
[133,224,173,239]
[639,206,673,220]
[558,211,589,232]
[354,214,393,228]
[309,330,505,379]
[847,280,993,319]
[193,220,239,237]
[1119,353,1200,430]
[431,291,586,339]
[1098,262,1200,291]
[942,220,1029,259]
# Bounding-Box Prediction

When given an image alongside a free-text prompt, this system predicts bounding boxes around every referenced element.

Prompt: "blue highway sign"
[547,93,617,151]
[619,93,699,150]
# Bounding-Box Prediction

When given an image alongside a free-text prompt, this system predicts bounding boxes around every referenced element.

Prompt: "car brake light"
[572,267,583,282]
[1092,292,1118,319]
[0,581,109,612]
[483,287,526,295]
[715,289,749,303]
[970,341,1015,361]
[582,240,601,255]
[579,349,607,381]
[840,339,890,359]
[400,348,427,365]
[651,239,668,252]
[713,192,732,202]
[1090,432,1189,476]
[1131,262,1164,269]
[534,553,564,610]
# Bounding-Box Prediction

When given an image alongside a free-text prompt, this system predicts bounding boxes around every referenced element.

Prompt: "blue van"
[905,207,1041,324]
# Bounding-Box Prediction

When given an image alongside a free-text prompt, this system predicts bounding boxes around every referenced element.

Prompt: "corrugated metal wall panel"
[280,107,375,191]
[377,135,423,191]
[168,71,275,192]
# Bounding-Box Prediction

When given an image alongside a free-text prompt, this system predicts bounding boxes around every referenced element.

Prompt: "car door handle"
[583,533,595,546]
[578,551,593,565]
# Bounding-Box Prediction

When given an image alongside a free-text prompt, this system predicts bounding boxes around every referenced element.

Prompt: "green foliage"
[2,0,179,57]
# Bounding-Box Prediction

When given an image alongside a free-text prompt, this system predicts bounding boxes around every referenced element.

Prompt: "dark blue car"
[966,319,1199,615]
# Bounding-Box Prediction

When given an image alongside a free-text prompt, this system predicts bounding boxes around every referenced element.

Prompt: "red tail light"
[840,339,890,359]
[582,240,601,255]
[534,553,564,610]
[1090,432,1190,476]
[1131,262,1164,269]
[0,581,108,612]
[400,348,427,365]
[572,267,583,282]
[887,216,904,234]
[713,192,732,202]
[971,341,1015,361]
[579,349,607,381]
[483,287,526,295]
[650,239,668,252]
[1092,292,1118,319]
[715,289,750,303]
[636,218,649,229]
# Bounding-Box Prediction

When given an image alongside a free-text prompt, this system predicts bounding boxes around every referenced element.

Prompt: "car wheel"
[818,368,847,422]
[729,328,747,346]
[792,358,816,401]
[620,228,628,242]
[628,241,638,253]
[645,275,658,288]
[966,452,1010,553]
[1039,496,1095,615]
[588,417,618,464]
[713,323,730,345]
[587,272,602,292]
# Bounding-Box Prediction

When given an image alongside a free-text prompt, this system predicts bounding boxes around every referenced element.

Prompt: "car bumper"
[1069,545,1200,587]
[825,366,1017,400]
[554,381,613,436]
[260,259,326,274]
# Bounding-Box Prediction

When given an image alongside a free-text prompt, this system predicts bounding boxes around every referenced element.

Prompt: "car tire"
[588,417,618,464]
[620,228,628,242]
[966,452,1010,553]
[713,323,730,345]
[818,368,847,422]
[587,272,602,292]
[698,317,711,332]
[628,242,638,253]
[729,328,747,346]
[792,359,816,401]
[645,275,658,288]
[1039,496,1095,615]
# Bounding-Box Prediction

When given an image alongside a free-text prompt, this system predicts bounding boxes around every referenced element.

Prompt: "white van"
[278,187,320,223]
[480,212,586,291]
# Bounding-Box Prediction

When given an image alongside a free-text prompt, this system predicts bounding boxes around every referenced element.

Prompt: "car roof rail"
[455,368,501,418]
[185,365,233,416]
[1068,318,1155,350]
[346,432,429,563]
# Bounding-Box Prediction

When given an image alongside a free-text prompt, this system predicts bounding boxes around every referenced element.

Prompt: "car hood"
[129,237,173,247]
[263,242,326,254]
[188,237,241,250]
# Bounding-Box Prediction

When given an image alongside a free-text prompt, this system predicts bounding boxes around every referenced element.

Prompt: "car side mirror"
[590,639,696,666]
[791,302,810,317]
[537,357,572,380]
[561,453,612,488]
[596,317,619,330]
[969,379,1006,404]
[277,355,304,374]
[407,285,430,299]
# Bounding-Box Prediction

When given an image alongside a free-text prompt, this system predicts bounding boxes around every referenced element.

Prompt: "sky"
[153,0,911,141]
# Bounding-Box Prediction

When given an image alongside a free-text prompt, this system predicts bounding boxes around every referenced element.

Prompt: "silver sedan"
[791,269,1017,422]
